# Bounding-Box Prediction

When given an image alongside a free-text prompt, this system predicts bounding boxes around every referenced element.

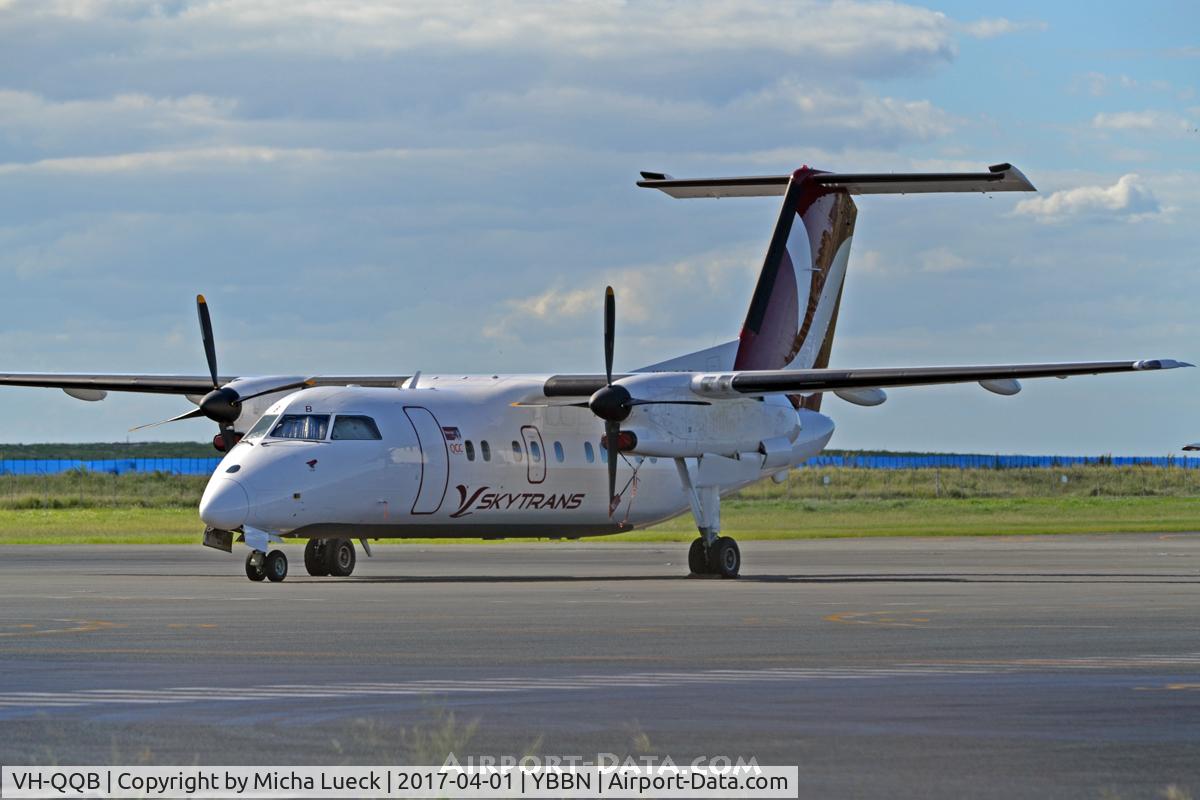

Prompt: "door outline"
[521,425,546,484]
[404,406,449,514]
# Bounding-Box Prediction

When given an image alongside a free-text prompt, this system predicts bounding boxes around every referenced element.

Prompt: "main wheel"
[244,551,266,582]
[304,539,329,576]
[326,538,356,577]
[265,549,289,582]
[708,537,741,579]
[687,537,709,575]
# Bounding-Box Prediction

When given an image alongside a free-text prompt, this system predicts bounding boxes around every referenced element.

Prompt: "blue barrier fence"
[798,454,1200,470]
[0,454,1196,475]
[0,458,222,476]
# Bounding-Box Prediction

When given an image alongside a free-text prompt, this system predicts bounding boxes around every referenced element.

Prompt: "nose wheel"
[245,549,288,582]
[245,550,265,581]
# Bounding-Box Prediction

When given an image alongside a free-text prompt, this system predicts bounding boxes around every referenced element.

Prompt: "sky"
[0,0,1196,454]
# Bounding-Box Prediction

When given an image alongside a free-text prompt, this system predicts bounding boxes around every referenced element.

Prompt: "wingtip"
[1134,359,1193,370]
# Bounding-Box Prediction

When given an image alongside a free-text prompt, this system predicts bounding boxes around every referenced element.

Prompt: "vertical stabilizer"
[733,169,857,388]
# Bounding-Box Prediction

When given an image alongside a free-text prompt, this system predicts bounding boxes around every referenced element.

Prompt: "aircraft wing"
[0,373,411,396]
[543,359,1191,399]
[692,359,1191,396]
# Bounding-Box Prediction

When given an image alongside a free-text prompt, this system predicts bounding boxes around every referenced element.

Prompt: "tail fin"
[734,167,855,374]
[638,163,1035,406]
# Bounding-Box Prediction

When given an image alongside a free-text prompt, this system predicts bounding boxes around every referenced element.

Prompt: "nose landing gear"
[245,549,289,581]
[245,550,265,581]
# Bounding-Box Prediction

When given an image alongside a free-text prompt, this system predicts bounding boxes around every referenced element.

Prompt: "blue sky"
[0,0,1196,453]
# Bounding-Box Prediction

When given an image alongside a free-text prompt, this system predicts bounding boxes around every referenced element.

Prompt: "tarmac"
[2,536,1200,799]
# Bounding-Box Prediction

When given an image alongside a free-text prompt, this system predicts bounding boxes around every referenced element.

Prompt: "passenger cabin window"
[529,441,542,462]
[584,442,595,463]
[244,414,278,440]
[511,440,524,462]
[330,415,382,440]
[270,414,330,440]
[465,440,475,461]
[554,441,564,463]
[481,440,491,461]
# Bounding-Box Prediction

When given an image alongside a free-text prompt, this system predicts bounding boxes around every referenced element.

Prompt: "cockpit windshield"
[243,413,278,440]
[270,414,330,440]
[331,415,382,440]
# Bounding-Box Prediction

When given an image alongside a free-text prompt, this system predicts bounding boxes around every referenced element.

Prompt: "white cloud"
[0,145,362,175]
[960,18,1047,38]
[483,244,760,344]
[919,246,970,273]
[1013,174,1162,224]
[1092,109,1195,134]
[735,82,958,144]
[13,0,962,67]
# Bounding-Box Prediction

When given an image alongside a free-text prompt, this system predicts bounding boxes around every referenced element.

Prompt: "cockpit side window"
[244,413,278,440]
[331,415,382,441]
[270,414,331,440]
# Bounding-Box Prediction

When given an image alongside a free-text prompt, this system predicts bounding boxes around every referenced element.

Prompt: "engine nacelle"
[979,378,1022,396]
[833,387,887,406]
[758,436,795,470]
[614,373,800,459]
[62,388,107,402]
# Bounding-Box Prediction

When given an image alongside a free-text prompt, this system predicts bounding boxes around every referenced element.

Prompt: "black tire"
[245,551,266,582]
[326,538,356,577]
[708,537,741,579]
[265,549,288,582]
[304,539,329,576]
[687,537,709,575]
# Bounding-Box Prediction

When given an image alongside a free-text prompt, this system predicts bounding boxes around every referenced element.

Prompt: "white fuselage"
[198,375,835,540]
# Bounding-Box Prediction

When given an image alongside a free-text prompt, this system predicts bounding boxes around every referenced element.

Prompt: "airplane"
[0,163,1189,582]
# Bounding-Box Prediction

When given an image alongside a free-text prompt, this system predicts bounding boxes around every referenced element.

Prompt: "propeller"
[131,295,309,450]
[587,286,708,516]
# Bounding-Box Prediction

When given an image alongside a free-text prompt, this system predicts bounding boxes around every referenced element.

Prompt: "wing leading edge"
[543,359,1191,399]
[703,359,1190,397]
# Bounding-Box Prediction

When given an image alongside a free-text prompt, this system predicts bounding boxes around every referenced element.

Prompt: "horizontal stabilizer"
[637,163,1034,198]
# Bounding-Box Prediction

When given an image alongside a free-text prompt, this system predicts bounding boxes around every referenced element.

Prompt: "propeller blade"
[196,294,219,388]
[604,286,615,386]
[511,400,590,409]
[626,399,711,407]
[129,407,207,432]
[218,425,236,453]
[606,419,620,517]
[236,380,313,404]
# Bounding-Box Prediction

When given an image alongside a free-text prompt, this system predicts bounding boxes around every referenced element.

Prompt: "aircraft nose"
[199,477,249,530]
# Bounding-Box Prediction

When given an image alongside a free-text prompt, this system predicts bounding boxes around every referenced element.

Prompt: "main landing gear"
[688,535,741,578]
[674,458,741,578]
[302,538,358,577]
